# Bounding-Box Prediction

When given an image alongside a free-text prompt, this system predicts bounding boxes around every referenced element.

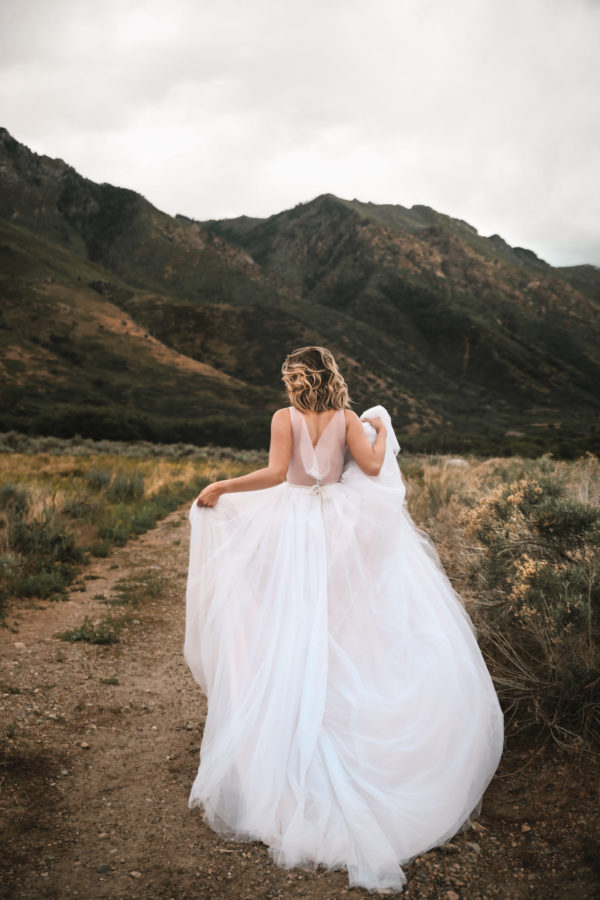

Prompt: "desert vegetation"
[402,451,600,750]
[0,431,266,619]
[1,433,598,750]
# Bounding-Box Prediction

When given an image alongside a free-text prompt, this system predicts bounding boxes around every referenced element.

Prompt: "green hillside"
[0,218,271,446]
[1,126,599,456]
[200,194,600,454]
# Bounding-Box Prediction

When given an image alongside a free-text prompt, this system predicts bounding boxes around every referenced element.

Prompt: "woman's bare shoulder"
[272,407,292,425]
[344,408,361,426]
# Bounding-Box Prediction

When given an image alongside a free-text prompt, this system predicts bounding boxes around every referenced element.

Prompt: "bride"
[184,345,504,894]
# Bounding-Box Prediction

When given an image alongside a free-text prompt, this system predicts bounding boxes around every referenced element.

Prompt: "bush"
[59,613,126,644]
[83,469,111,491]
[109,569,166,607]
[0,483,29,516]
[0,483,84,617]
[468,476,600,746]
[107,472,145,503]
[130,508,158,534]
[15,570,73,599]
[62,498,91,519]
[90,541,110,558]
[11,507,83,567]
[97,523,129,547]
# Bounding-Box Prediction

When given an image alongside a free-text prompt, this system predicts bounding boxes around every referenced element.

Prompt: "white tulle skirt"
[184,421,504,893]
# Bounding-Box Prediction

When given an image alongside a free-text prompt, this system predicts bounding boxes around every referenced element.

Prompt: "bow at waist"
[286,480,331,501]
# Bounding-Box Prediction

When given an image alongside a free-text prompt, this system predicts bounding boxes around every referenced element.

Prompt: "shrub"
[11,507,83,567]
[468,476,600,746]
[97,523,129,546]
[90,541,110,558]
[108,569,166,607]
[15,570,72,599]
[0,483,29,517]
[83,469,111,490]
[62,498,91,519]
[107,472,145,503]
[130,508,157,534]
[59,614,126,644]
[0,484,84,617]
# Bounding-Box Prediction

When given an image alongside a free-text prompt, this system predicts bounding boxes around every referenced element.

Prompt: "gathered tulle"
[184,406,504,893]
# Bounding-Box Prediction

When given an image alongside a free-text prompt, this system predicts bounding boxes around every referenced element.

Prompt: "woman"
[184,345,504,894]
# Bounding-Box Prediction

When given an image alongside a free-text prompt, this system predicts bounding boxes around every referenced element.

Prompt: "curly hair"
[281,346,351,412]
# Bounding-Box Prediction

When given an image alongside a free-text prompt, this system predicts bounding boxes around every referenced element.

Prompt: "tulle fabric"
[184,405,504,893]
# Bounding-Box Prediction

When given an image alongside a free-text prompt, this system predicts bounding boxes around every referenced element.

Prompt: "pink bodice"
[286,406,347,486]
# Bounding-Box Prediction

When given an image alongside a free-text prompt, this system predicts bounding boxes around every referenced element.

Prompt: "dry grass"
[0,439,263,618]
[401,451,600,751]
[2,439,598,749]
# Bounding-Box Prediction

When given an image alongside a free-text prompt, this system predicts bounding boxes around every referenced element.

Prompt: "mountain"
[1,126,599,456]
[197,196,600,451]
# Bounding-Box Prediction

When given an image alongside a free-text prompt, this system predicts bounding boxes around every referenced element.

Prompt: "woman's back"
[287,406,346,486]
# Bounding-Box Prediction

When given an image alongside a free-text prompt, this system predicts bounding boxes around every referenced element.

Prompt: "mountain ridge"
[1,125,599,456]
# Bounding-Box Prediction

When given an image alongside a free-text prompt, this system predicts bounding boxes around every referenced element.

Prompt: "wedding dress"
[184,405,504,893]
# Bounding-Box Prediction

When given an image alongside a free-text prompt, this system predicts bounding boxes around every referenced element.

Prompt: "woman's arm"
[345,409,386,476]
[196,408,292,507]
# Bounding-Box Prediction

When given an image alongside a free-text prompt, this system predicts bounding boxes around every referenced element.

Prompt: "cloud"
[1,0,599,265]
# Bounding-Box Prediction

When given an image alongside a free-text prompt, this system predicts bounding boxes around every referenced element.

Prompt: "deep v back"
[287,406,347,486]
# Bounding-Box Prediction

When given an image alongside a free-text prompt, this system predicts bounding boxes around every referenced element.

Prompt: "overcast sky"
[1,0,599,267]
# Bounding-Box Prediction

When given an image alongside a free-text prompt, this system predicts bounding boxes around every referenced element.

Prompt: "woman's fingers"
[196,484,221,507]
[362,416,384,431]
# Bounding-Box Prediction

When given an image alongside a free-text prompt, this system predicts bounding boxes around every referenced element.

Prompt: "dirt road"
[1,504,599,899]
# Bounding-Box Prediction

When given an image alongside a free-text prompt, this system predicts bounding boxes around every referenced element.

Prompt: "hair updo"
[281,346,350,412]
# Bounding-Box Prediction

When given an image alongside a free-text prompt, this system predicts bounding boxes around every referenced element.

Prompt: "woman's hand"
[196,481,229,508]
[361,416,385,433]
[346,411,387,476]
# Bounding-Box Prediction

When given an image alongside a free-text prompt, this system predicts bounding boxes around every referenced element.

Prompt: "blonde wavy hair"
[281,346,350,412]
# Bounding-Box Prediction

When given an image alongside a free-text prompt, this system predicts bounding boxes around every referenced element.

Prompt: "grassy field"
[0,431,265,618]
[1,434,598,749]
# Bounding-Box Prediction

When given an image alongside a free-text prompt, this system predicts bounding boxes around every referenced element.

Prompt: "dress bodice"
[286,406,347,486]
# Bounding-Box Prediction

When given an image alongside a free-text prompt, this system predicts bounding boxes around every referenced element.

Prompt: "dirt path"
[1,504,599,899]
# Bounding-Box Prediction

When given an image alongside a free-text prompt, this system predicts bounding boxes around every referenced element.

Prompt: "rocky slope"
[1,126,599,455]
